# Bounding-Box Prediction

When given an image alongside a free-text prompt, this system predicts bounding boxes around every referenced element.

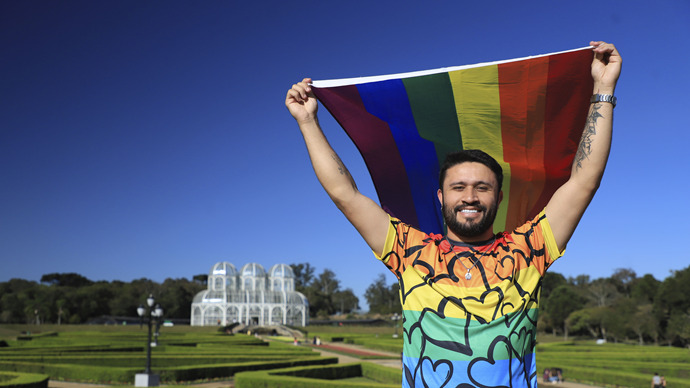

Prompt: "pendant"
[465,271,472,280]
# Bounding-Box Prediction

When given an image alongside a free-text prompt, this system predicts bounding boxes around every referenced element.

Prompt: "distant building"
[190,262,309,327]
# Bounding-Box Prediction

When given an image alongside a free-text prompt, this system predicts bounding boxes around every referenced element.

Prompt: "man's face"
[438,162,502,241]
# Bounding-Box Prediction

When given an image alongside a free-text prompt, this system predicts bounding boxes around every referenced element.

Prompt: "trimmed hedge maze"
[0,330,337,384]
[235,362,402,387]
[0,372,49,388]
[537,341,690,388]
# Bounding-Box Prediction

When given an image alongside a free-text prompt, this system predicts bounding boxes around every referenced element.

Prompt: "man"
[286,41,621,387]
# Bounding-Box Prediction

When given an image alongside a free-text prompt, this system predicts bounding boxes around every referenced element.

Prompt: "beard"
[442,200,499,238]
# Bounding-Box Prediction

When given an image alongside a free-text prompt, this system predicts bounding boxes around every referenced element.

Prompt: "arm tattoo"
[574,103,604,170]
[331,153,358,190]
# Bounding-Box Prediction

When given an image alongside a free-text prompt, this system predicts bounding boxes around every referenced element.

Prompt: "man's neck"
[446,229,495,243]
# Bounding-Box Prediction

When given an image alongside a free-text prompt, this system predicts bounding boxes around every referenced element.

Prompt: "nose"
[461,188,479,204]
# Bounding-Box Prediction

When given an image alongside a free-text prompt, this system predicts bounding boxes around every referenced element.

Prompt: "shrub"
[0,372,49,388]
[235,362,401,388]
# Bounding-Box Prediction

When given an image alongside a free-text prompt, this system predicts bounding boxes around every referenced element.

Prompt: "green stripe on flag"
[403,73,462,164]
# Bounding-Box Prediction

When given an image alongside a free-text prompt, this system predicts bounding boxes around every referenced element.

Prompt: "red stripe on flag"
[535,50,594,214]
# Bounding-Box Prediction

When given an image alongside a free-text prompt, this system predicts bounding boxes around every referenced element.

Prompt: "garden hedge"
[0,372,49,388]
[235,362,402,388]
[537,342,690,388]
[0,330,340,384]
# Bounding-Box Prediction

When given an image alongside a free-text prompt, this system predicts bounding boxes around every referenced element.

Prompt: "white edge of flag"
[310,46,592,88]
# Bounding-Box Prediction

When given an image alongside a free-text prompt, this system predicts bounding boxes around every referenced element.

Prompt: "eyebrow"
[447,180,495,188]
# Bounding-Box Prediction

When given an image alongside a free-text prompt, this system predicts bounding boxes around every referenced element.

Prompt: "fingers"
[588,41,621,91]
[286,78,319,122]
[589,41,622,70]
[590,41,619,57]
[287,78,314,102]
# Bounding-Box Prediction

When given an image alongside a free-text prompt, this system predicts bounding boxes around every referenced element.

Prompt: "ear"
[498,190,504,205]
[437,189,443,206]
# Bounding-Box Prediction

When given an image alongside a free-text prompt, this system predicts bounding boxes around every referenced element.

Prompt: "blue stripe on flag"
[357,80,443,234]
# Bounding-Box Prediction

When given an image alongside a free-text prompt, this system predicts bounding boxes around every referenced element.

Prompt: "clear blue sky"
[2,1,689,310]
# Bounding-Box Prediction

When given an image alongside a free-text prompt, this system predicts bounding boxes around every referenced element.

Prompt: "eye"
[476,185,489,192]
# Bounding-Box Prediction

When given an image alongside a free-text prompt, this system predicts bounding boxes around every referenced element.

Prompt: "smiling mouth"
[456,207,483,219]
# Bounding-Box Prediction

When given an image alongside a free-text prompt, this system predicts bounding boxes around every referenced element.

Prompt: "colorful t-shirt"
[376,210,562,388]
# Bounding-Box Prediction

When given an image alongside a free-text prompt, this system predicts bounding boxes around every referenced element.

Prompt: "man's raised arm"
[546,42,622,251]
[286,78,390,256]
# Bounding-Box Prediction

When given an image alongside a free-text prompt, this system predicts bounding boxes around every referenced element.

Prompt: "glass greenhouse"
[190,262,309,327]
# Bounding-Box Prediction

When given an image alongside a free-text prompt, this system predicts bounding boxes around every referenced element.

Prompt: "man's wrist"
[592,84,615,95]
[297,115,320,128]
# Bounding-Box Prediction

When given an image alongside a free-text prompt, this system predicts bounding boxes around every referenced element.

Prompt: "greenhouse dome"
[190,262,309,327]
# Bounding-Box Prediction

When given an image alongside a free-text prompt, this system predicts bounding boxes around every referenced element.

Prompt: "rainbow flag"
[311,47,594,234]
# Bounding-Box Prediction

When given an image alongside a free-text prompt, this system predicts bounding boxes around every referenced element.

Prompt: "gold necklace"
[444,236,497,280]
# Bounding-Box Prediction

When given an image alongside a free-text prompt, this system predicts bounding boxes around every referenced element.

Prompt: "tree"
[56,299,67,325]
[655,267,690,315]
[308,269,341,317]
[610,268,637,297]
[587,278,620,307]
[569,274,590,288]
[603,298,635,342]
[192,274,208,286]
[630,274,660,304]
[628,303,659,345]
[290,263,315,291]
[40,273,93,287]
[655,266,690,345]
[1,292,25,323]
[313,269,340,296]
[290,267,345,318]
[542,272,567,296]
[157,277,204,319]
[365,274,401,315]
[333,288,360,314]
[666,311,690,347]
[542,284,585,338]
[566,307,604,338]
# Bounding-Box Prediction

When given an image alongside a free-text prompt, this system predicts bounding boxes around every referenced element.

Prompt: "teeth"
[461,209,478,213]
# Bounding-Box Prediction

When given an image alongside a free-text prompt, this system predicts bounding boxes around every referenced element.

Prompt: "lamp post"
[135,294,164,387]
[391,313,401,338]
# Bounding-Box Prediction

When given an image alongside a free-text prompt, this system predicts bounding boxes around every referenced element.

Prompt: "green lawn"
[2,324,689,388]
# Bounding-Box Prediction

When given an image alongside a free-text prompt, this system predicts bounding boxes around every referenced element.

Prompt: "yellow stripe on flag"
[449,66,510,233]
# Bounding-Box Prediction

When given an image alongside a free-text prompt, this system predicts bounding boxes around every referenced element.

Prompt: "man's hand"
[590,41,622,94]
[286,78,318,124]
[286,77,390,256]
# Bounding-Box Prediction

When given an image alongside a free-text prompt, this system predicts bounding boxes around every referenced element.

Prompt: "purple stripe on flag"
[312,85,419,226]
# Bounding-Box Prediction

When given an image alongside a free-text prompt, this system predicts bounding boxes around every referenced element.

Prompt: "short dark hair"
[439,150,503,191]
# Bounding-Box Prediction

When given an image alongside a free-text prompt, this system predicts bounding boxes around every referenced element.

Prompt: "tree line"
[0,264,389,324]
[539,266,690,347]
[0,273,207,324]
[1,265,688,348]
